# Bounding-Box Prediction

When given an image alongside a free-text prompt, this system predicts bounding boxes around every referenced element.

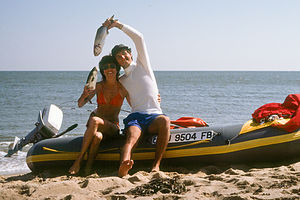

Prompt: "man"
[104,18,170,177]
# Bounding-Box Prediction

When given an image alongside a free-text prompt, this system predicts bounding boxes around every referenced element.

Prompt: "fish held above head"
[93,26,108,56]
[93,15,115,56]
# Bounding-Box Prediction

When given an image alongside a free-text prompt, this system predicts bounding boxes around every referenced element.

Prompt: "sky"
[0,0,299,71]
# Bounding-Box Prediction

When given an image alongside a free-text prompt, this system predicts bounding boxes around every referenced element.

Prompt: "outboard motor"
[5,104,76,157]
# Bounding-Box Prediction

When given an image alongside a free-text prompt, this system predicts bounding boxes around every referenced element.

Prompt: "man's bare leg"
[118,126,141,177]
[119,160,134,177]
[148,115,170,172]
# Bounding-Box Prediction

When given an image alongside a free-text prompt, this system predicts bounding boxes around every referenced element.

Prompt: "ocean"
[0,71,299,175]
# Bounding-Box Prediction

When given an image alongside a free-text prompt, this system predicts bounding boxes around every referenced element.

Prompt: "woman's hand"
[83,85,95,97]
[78,85,96,107]
[157,94,161,104]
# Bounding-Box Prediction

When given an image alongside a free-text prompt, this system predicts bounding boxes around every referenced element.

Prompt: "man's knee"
[156,115,170,127]
[148,115,170,134]
[125,126,141,144]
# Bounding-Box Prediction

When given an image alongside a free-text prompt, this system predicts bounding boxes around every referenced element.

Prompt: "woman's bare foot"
[69,159,82,175]
[118,160,134,177]
[151,166,160,172]
[83,165,93,176]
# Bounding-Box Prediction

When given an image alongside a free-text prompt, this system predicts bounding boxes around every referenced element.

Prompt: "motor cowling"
[5,104,63,157]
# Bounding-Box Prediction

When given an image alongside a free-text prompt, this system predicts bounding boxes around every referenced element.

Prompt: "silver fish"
[93,26,108,56]
[93,15,114,56]
[86,67,98,90]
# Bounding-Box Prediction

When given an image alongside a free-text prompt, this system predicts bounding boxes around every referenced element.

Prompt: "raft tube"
[26,119,300,172]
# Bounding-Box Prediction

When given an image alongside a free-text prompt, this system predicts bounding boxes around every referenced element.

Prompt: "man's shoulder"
[119,74,126,83]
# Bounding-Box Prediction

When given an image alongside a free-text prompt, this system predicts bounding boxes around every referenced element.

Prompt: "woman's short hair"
[98,55,120,81]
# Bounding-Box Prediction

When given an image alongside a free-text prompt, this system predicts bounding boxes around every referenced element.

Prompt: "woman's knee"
[91,132,103,146]
[94,132,103,140]
[88,116,105,127]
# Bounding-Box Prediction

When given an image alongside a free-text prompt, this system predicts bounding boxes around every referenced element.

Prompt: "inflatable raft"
[26,118,300,172]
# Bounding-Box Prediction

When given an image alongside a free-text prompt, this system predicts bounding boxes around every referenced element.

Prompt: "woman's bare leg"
[84,131,103,175]
[69,117,101,174]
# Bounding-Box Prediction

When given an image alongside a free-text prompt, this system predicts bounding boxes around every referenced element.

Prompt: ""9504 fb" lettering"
[151,130,218,144]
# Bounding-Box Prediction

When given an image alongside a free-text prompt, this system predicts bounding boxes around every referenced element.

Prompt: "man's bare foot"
[118,160,134,177]
[69,159,81,175]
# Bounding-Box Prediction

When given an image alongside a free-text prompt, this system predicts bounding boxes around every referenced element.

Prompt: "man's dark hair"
[111,44,131,58]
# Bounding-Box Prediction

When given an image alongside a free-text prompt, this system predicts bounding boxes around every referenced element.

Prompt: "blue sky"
[0,0,299,71]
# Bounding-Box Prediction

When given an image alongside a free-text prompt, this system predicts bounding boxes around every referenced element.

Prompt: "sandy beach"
[1,161,300,200]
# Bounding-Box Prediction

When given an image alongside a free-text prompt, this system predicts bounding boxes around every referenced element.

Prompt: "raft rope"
[58,100,131,113]
[226,134,239,145]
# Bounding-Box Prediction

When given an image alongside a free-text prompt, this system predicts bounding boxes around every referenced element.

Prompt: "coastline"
[1,161,300,200]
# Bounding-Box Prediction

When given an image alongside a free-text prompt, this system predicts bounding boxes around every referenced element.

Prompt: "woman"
[69,55,130,175]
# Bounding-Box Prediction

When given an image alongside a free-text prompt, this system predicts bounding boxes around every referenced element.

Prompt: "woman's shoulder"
[96,81,104,84]
[96,81,105,91]
[96,81,105,86]
[117,82,125,89]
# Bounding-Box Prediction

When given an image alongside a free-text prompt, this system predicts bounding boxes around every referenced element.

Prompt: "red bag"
[273,94,300,132]
[252,94,300,132]
[252,103,294,123]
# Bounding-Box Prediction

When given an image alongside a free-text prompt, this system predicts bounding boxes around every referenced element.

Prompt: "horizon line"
[1,69,300,72]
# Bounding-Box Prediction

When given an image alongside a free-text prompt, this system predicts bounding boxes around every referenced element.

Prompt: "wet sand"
[1,161,300,200]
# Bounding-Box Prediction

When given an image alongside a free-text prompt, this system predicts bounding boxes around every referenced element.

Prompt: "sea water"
[0,71,299,175]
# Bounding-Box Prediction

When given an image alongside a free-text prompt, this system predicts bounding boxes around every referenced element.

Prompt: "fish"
[93,15,114,56]
[86,67,98,90]
[93,26,108,56]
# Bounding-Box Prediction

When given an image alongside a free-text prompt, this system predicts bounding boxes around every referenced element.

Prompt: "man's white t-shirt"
[119,24,162,114]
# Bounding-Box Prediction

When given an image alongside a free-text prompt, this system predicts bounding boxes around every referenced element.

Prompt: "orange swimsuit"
[97,90,123,107]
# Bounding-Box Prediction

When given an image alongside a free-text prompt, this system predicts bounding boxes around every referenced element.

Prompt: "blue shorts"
[123,112,164,133]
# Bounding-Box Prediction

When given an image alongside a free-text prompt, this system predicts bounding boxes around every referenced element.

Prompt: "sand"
[1,161,300,200]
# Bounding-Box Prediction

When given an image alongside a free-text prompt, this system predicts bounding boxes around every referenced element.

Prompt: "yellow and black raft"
[26,118,300,172]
